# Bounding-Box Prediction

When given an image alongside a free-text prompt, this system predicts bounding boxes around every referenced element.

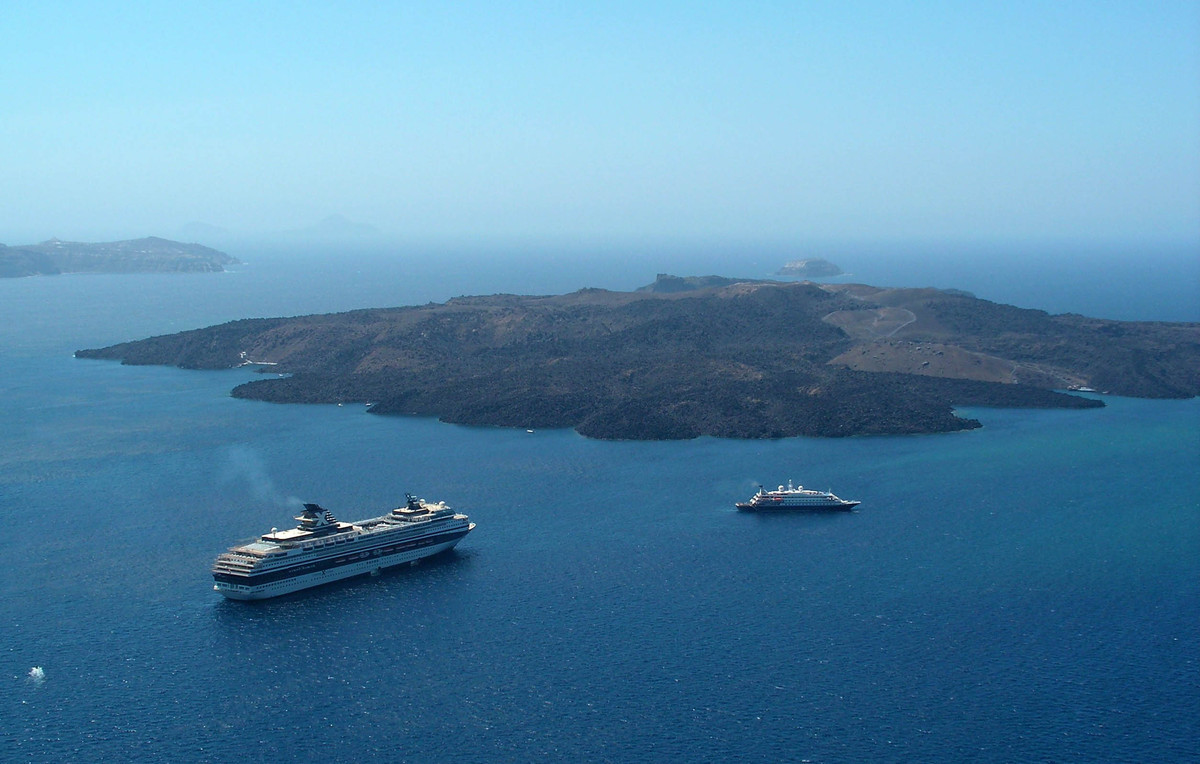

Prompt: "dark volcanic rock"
[76,279,1200,440]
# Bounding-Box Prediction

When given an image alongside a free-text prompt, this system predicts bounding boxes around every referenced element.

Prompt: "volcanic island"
[76,275,1200,440]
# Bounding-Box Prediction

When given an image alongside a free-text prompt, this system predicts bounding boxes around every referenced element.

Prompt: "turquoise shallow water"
[1,251,1197,762]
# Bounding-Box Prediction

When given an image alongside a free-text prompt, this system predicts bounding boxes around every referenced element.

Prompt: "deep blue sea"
[2,245,1197,762]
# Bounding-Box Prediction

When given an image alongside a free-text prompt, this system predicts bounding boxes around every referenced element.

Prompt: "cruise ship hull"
[214,526,472,601]
[735,500,859,512]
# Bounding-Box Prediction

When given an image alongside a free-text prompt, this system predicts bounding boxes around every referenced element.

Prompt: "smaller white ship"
[736,481,859,512]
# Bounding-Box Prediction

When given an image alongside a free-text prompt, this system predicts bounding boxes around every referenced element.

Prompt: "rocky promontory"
[76,277,1200,440]
[0,237,238,277]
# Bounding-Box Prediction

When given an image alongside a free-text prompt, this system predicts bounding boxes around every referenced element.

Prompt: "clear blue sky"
[2,1,1198,246]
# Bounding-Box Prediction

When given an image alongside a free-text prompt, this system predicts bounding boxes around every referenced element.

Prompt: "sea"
[1,242,1197,763]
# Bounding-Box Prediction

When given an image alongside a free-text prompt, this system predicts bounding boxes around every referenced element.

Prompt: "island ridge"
[76,275,1200,441]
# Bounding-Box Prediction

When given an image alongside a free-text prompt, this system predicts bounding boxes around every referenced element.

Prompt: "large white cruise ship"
[736,481,860,512]
[212,495,474,600]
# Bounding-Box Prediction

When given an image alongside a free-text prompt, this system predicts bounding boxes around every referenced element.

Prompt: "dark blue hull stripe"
[213,528,471,585]
[735,503,857,512]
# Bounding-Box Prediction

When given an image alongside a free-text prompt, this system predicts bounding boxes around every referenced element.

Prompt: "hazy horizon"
[3,3,1198,250]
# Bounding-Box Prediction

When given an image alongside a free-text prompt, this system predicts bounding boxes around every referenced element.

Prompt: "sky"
[2,1,1198,248]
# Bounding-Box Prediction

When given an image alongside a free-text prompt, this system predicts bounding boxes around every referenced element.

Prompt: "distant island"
[777,258,843,278]
[76,276,1200,440]
[0,237,238,278]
